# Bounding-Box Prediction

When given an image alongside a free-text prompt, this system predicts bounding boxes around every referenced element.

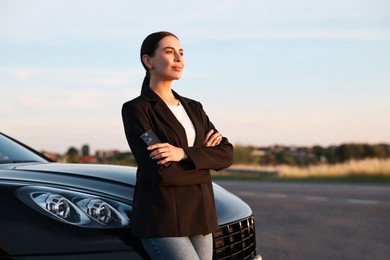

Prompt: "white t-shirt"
[167,102,196,147]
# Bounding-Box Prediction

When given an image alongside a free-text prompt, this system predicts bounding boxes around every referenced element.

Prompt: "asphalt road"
[214,180,390,260]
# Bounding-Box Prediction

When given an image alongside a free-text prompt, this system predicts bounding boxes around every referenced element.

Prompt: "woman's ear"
[142,54,153,69]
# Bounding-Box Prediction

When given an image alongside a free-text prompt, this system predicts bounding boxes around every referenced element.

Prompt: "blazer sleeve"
[182,102,234,171]
[122,101,162,183]
[159,136,233,186]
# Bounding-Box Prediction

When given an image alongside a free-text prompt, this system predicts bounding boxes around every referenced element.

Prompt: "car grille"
[213,215,257,260]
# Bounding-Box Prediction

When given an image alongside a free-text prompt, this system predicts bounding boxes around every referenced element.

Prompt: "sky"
[1,0,390,154]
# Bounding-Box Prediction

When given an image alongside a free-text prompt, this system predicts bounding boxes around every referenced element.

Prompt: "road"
[214,180,390,260]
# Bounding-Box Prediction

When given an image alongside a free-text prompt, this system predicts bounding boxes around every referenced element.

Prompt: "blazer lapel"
[143,88,189,147]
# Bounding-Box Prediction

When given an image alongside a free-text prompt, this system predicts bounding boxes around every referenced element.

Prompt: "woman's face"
[147,36,185,81]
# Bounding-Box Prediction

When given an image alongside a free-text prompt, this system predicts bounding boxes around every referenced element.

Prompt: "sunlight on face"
[149,36,185,81]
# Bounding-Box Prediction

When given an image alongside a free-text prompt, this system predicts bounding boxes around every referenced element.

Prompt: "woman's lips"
[172,66,183,71]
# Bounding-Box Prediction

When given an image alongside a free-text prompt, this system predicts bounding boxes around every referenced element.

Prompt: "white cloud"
[12,68,36,81]
[2,116,129,153]
[2,67,142,89]
[1,67,141,129]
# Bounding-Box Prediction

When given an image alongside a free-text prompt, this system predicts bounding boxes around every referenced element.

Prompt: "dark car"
[0,132,260,259]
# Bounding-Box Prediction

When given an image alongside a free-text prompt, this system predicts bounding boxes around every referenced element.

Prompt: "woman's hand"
[147,129,222,165]
[148,143,188,166]
[203,129,222,147]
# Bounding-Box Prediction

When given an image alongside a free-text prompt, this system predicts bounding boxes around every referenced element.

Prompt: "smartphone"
[140,129,172,167]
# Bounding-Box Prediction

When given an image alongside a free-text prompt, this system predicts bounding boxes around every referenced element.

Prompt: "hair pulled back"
[140,31,178,94]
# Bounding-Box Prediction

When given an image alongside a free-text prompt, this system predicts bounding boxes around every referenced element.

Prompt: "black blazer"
[122,87,233,237]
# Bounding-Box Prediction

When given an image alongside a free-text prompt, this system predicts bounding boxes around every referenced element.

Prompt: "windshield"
[0,134,48,164]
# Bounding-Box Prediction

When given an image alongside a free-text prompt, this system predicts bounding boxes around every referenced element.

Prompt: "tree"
[233,145,258,165]
[66,147,79,163]
[368,144,388,158]
[275,152,296,166]
[81,144,90,157]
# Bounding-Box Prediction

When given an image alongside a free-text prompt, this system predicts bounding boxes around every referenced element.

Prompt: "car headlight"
[16,186,131,228]
[86,199,112,223]
[45,194,71,218]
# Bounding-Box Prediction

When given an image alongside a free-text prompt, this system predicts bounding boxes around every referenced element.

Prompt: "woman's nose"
[174,53,183,62]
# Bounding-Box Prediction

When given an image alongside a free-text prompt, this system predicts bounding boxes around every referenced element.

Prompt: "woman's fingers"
[149,143,168,158]
[204,130,222,147]
[148,143,187,164]
[147,142,168,151]
[213,133,222,145]
[203,130,214,145]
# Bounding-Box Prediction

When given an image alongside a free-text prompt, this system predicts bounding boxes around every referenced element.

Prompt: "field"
[215,158,390,182]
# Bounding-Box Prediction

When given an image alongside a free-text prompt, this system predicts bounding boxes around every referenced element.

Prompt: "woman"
[121,31,233,260]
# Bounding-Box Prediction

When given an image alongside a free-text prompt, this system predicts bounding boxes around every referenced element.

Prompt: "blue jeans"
[140,233,213,260]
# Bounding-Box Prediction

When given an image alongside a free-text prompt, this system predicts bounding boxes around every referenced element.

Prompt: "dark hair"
[140,31,178,94]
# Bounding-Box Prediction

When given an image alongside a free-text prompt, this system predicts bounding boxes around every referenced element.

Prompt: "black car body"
[0,133,259,259]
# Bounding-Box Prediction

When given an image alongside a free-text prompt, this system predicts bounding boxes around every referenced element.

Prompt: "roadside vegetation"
[47,142,390,183]
[215,144,390,182]
[214,158,390,183]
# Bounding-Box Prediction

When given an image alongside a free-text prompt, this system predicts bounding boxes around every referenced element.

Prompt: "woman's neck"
[150,80,179,106]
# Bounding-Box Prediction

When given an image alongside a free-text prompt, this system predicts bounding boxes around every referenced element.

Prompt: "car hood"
[1,162,252,225]
[8,162,137,185]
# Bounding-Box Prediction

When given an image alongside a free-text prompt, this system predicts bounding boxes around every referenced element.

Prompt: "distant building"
[42,151,59,162]
[96,149,120,159]
[79,156,98,164]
